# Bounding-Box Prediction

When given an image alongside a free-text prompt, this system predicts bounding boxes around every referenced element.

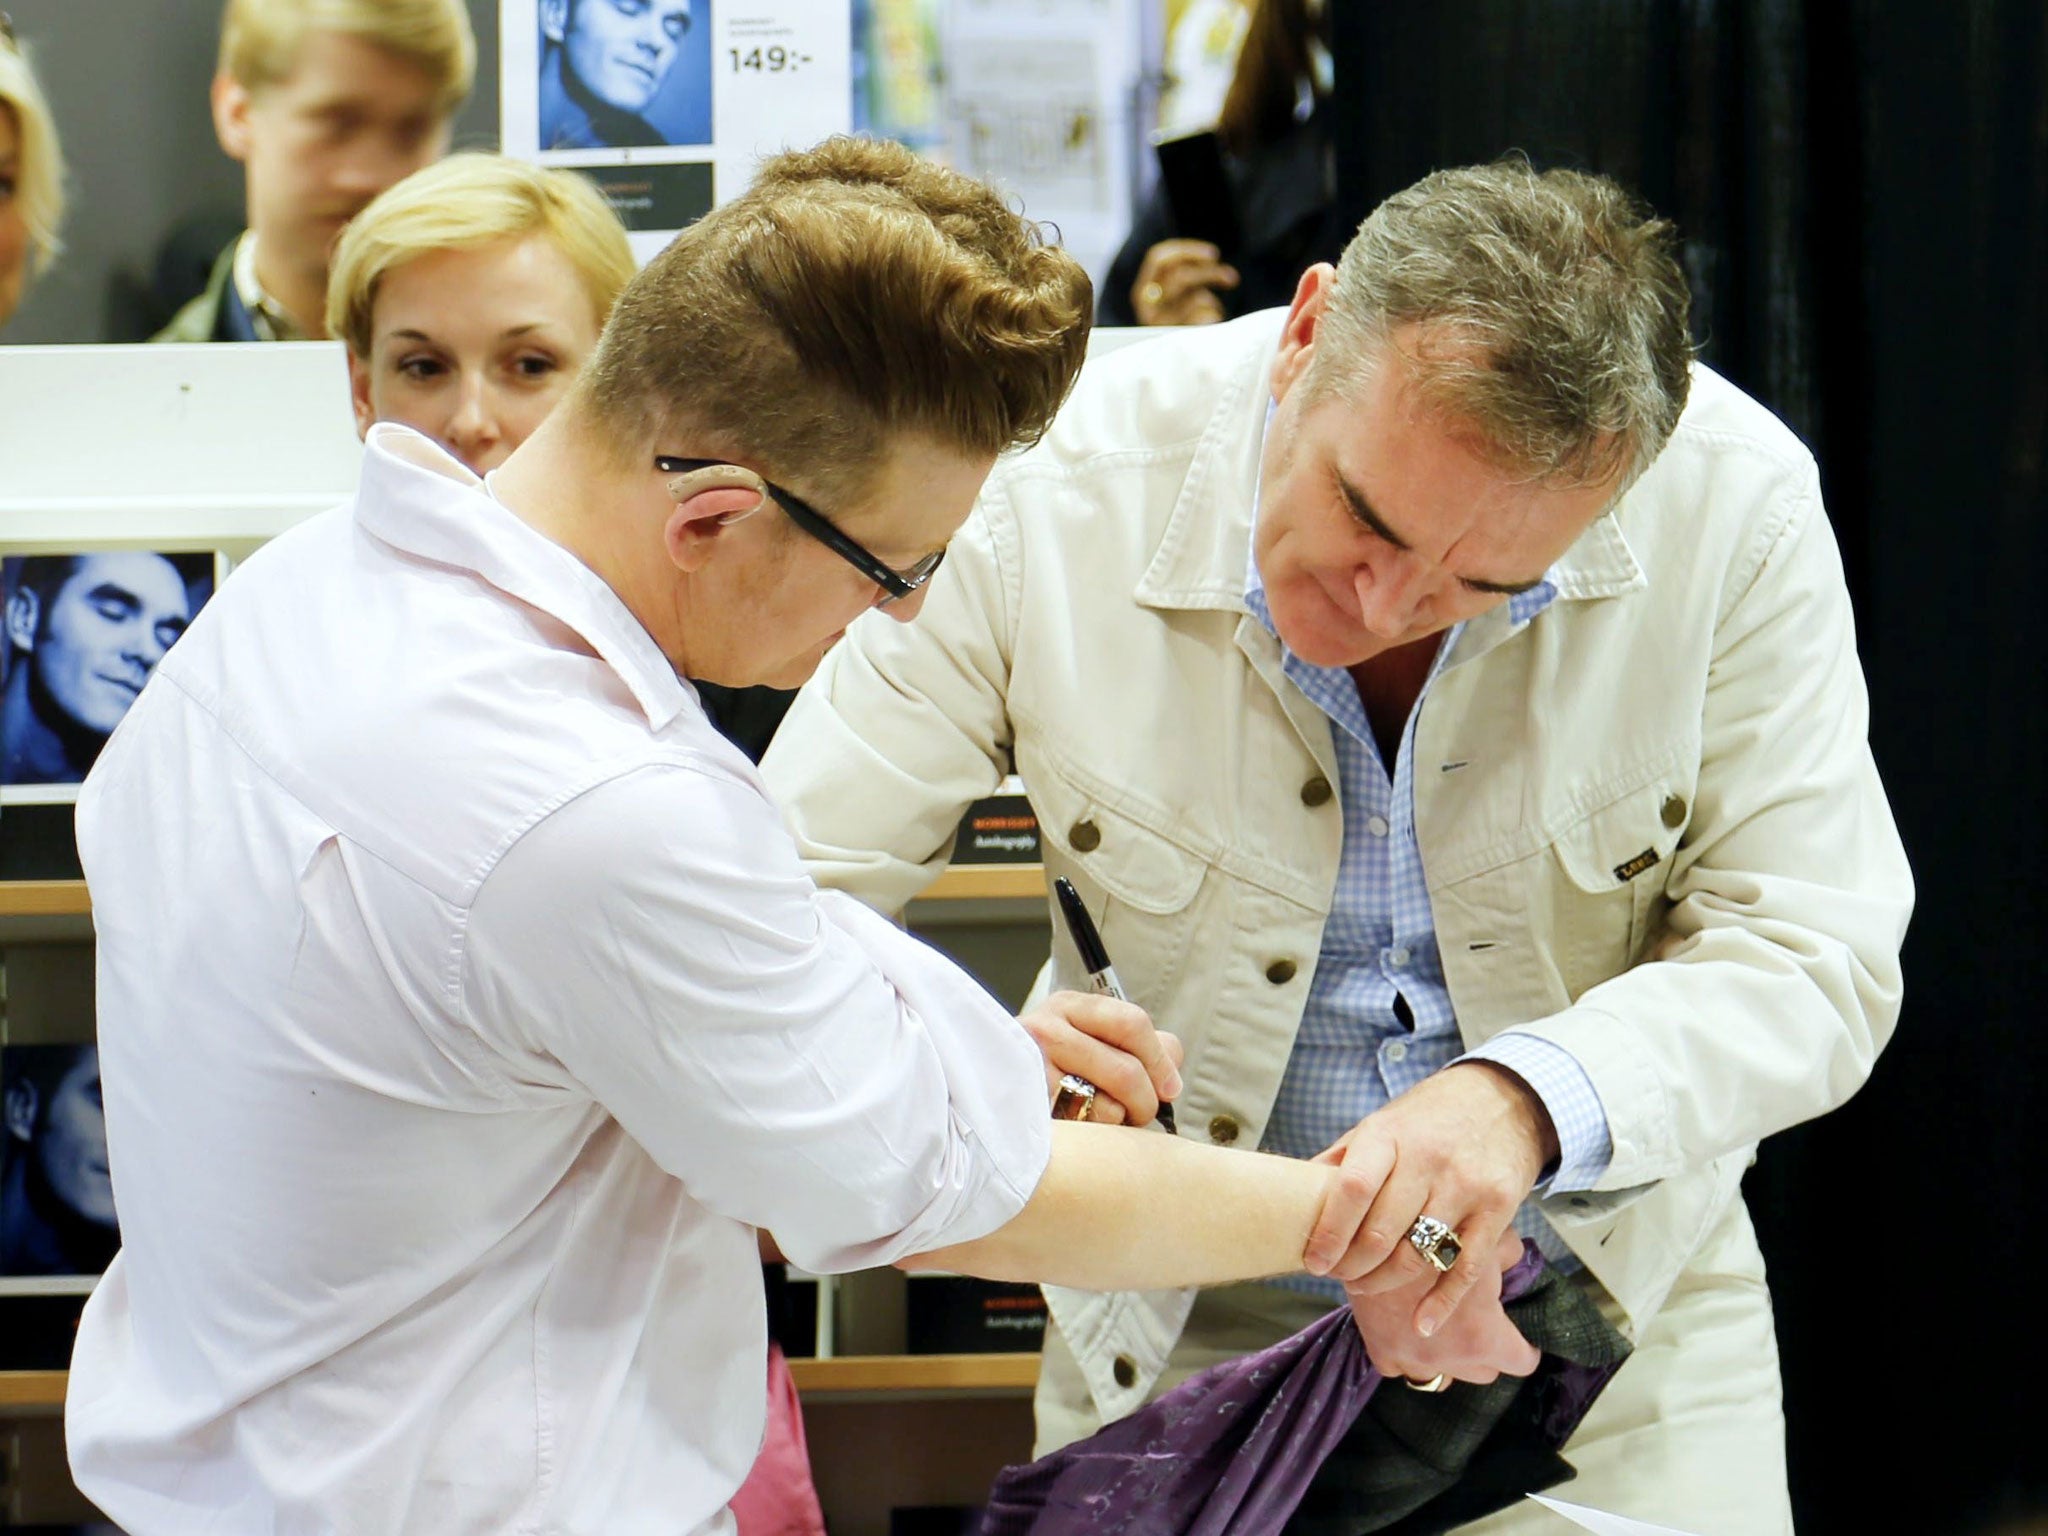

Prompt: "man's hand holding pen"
[1018,991,1183,1128]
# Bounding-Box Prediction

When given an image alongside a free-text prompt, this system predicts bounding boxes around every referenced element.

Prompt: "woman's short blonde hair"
[218,0,475,114]
[326,153,637,359]
[0,27,66,277]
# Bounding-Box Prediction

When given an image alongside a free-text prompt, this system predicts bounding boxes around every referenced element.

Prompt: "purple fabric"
[978,1253,1547,1536]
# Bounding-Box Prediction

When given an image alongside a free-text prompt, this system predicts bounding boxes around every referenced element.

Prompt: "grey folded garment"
[976,1244,1632,1536]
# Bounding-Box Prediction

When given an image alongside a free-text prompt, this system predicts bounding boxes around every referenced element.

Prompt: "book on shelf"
[905,1273,1046,1354]
[952,775,1039,865]
[3,1042,118,1281]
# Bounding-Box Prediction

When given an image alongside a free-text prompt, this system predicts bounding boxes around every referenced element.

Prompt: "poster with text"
[941,0,1145,284]
[503,0,854,263]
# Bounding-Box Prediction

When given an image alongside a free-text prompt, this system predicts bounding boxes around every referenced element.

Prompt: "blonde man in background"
[328,153,636,474]
[0,11,66,333]
[154,0,474,344]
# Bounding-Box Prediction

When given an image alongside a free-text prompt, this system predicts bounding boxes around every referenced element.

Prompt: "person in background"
[0,1045,119,1277]
[153,0,473,345]
[1104,0,1341,328]
[1,554,194,786]
[538,0,698,150]
[0,9,66,334]
[327,153,636,475]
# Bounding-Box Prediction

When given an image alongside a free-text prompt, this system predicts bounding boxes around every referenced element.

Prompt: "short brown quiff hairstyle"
[575,137,1093,497]
[1315,158,1695,492]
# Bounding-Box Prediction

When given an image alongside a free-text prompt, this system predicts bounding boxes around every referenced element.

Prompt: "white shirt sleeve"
[459,758,1052,1274]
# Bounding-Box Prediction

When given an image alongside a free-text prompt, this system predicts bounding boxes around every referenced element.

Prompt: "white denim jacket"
[763,312,1913,1421]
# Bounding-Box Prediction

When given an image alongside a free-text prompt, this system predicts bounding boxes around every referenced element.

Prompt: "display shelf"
[0,1372,66,1411]
[0,880,88,917]
[789,1352,1040,1397]
[0,869,1046,939]
[919,864,1045,901]
[0,1355,1041,1416]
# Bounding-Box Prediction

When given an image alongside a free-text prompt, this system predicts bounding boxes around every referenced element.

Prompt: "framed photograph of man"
[1,1043,118,1279]
[538,0,716,149]
[0,551,224,798]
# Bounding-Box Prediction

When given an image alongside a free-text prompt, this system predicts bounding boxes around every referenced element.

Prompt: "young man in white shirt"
[69,137,1414,1536]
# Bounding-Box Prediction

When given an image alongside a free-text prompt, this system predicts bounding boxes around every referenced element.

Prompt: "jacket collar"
[353,423,693,732]
[1132,316,1285,614]
[1130,312,1648,616]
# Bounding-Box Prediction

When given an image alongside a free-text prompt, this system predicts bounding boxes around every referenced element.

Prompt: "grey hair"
[1312,159,1695,491]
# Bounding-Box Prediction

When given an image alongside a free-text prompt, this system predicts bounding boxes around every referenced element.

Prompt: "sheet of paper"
[1528,1494,1708,1536]
[940,0,1144,283]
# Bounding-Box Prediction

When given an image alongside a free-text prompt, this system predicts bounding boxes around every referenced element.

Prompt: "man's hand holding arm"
[1305,1061,1559,1338]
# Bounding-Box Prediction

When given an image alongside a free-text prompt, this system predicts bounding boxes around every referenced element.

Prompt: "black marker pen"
[1052,876,1177,1134]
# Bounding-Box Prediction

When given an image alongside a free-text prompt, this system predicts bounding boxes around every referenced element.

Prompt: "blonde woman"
[0,11,65,333]
[327,152,634,475]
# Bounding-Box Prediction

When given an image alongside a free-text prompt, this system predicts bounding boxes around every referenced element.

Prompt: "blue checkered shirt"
[1245,554,1613,1296]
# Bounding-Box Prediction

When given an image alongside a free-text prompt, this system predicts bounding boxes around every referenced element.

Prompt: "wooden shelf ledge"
[1,1355,1040,1414]
[0,868,1046,921]
[0,879,89,917]
[0,1370,66,1410]
[918,863,1045,902]
[788,1352,1040,1395]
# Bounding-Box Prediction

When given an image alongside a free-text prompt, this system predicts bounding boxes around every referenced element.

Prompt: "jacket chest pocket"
[1024,759,1209,1003]
[1539,776,1689,1001]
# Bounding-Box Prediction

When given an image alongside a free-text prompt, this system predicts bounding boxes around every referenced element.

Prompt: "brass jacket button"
[1661,794,1687,829]
[1208,1114,1240,1146]
[1300,775,1333,807]
[1113,1354,1138,1388]
[1070,818,1102,852]
[1265,958,1297,985]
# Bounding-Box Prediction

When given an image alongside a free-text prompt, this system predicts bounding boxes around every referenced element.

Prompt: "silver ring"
[1406,1215,1463,1273]
[1051,1073,1097,1122]
[1404,1372,1450,1393]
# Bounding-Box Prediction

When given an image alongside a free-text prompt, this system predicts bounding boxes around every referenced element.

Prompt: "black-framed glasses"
[655,456,945,604]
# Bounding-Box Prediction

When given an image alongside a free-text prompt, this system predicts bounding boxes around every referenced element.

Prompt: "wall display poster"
[501,0,855,262]
[1,1043,117,1283]
[940,0,1145,283]
[0,551,226,802]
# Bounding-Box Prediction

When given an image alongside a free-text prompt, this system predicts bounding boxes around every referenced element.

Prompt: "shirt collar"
[232,232,310,344]
[354,423,695,732]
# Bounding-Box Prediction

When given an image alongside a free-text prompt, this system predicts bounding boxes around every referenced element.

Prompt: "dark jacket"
[150,238,263,344]
[1101,108,1347,327]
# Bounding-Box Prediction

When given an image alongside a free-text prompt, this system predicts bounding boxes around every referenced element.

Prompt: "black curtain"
[1331,4,2047,1530]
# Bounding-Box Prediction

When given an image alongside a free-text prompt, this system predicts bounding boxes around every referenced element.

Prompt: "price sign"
[503,0,854,259]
